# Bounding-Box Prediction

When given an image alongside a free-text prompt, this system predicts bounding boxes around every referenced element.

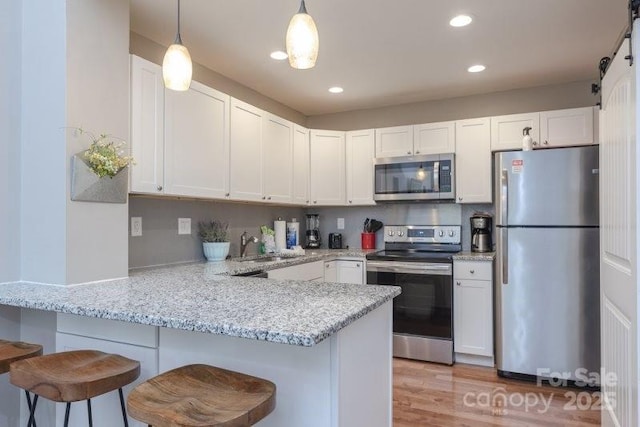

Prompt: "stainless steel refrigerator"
[495,145,600,383]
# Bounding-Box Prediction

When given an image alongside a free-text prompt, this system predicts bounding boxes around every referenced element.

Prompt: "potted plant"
[198,220,230,262]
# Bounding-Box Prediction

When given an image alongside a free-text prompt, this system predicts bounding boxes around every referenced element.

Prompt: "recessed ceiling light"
[270,50,288,60]
[467,65,486,73]
[449,14,473,27]
[328,87,344,94]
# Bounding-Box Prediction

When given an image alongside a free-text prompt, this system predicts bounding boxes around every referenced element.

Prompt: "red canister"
[361,232,376,249]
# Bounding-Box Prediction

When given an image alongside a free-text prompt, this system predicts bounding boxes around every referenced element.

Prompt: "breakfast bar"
[0,258,399,427]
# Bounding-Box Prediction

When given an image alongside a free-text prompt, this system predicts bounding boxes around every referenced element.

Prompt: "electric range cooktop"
[365,225,462,263]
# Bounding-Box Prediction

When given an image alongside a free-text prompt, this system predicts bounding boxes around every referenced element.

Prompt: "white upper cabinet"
[490,112,539,152]
[455,118,492,204]
[346,129,375,206]
[413,121,456,155]
[130,55,165,194]
[292,125,310,205]
[262,113,293,203]
[375,126,414,157]
[164,81,230,198]
[229,98,263,202]
[540,106,594,147]
[310,130,346,206]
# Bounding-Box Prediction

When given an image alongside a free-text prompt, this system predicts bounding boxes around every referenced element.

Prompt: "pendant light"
[285,0,319,70]
[163,0,192,91]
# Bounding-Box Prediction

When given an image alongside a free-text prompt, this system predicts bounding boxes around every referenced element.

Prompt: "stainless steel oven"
[366,225,461,365]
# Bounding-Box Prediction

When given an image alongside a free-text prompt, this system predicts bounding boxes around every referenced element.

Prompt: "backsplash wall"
[129,196,305,269]
[309,202,494,251]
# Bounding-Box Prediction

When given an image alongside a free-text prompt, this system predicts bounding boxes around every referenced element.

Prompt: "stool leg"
[26,393,38,427]
[87,399,93,427]
[24,391,37,427]
[118,388,129,427]
[63,402,71,427]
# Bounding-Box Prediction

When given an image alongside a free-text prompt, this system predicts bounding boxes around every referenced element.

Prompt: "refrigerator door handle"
[500,169,509,284]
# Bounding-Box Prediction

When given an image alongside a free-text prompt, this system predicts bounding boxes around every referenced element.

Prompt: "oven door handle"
[366,261,452,276]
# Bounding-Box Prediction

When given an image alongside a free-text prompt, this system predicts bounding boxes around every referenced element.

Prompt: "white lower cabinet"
[453,260,494,366]
[267,261,324,281]
[54,315,159,427]
[324,260,365,284]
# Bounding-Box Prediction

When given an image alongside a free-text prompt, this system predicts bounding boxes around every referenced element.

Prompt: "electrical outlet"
[178,218,191,235]
[131,217,142,237]
[337,218,345,230]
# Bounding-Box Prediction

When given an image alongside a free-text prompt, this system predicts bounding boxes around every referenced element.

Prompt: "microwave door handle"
[433,161,440,192]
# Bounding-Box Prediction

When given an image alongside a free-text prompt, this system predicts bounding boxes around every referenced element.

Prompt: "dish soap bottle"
[522,127,534,151]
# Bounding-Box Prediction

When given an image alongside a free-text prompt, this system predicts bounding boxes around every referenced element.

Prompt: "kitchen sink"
[237,256,283,263]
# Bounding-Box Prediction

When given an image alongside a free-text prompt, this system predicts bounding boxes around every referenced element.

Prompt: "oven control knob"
[438,230,445,237]
[398,231,405,237]
[388,230,394,236]
[448,230,455,237]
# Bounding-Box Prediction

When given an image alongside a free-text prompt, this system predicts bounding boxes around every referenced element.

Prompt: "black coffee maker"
[470,212,493,252]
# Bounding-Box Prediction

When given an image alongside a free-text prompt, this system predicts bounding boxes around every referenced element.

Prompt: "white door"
[454,279,492,356]
[130,55,164,194]
[164,81,230,198]
[413,121,455,155]
[540,106,594,148]
[455,118,492,203]
[292,125,310,205]
[600,37,638,427]
[309,130,346,206]
[490,112,539,151]
[262,113,293,203]
[374,126,413,158]
[346,129,375,206]
[229,98,263,201]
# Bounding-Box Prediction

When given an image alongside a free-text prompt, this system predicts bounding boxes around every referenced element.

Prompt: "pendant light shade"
[286,0,319,70]
[163,0,192,91]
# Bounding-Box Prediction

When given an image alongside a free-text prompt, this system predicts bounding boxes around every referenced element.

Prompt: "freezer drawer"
[495,227,600,381]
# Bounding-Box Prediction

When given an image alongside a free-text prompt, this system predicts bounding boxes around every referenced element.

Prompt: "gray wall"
[306,80,596,131]
[130,32,307,126]
[0,1,21,283]
[129,197,305,269]
[309,202,494,251]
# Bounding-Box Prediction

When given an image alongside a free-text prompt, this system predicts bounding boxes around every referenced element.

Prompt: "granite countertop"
[452,251,496,261]
[0,249,399,347]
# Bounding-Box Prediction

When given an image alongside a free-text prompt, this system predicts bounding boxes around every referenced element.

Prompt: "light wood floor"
[393,358,601,427]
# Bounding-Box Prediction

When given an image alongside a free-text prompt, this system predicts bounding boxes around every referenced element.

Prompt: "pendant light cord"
[175,0,183,45]
[298,0,307,14]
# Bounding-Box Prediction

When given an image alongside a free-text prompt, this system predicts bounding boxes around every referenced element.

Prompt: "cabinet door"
[324,260,337,282]
[164,81,230,198]
[374,126,414,158]
[310,130,346,206]
[263,114,293,203]
[346,130,375,206]
[454,279,493,357]
[455,118,492,203]
[268,261,324,281]
[336,260,365,284]
[229,99,263,201]
[130,55,164,194]
[293,125,310,205]
[490,112,539,151]
[414,121,455,155]
[540,106,594,147]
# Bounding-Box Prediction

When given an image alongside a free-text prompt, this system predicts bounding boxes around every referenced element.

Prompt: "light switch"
[131,217,142,237]
[337,218,345,230]
[178,218,191,235]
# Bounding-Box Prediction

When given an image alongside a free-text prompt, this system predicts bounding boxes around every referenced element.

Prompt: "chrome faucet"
[240,231,258,258]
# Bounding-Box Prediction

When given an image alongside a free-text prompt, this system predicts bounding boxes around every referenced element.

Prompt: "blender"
[305,214,321,249]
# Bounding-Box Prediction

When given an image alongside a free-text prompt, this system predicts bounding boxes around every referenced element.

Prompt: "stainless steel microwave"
[374,153,455,201]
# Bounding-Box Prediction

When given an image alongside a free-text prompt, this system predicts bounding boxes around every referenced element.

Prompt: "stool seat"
[127,364,276,427]
[10,349,140,403]
[0,339,43,374]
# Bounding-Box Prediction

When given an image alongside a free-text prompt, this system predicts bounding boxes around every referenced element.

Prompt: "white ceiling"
[130,0,627,116]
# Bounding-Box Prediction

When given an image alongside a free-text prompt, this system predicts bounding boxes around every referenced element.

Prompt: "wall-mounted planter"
[70,154,128,203]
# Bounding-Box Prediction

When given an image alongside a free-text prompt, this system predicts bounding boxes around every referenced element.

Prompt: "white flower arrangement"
[73,127,134,178]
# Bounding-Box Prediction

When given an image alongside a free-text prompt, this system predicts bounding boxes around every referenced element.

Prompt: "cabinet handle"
[306,200,309,204]
[326,264,330,268]
[356,264,360,267]
[225,193,230,197]
[456,281,461,286]
[407,151,411,155]
[262,196,266,200]
[470,269,475,274]
[543,140,549,145]
[349,200,352,204]
[533,141,538,146]
[314,201,317,204]
[157,185,163,191]
[268,196,272,200]
[415,150,420,154]
[458,197,463,201]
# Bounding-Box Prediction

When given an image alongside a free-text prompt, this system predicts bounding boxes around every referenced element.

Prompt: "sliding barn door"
[600,35,638,427]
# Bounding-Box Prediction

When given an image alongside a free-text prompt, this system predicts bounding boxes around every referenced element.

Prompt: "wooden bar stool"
[127,364,276,427]
[10,349,141,427]
[0,339,43,426]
